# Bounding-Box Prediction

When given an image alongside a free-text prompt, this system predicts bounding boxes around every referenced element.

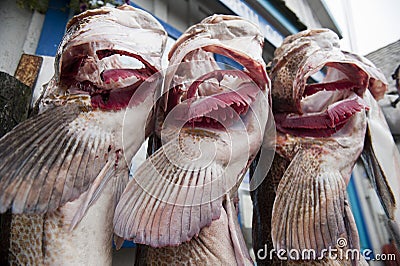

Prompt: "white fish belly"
[43,180,115,266]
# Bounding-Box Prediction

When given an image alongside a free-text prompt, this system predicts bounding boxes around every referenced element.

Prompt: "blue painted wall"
[36,0,71,56]
[347,175,373,255]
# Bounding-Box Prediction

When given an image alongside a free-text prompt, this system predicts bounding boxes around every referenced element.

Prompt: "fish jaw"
[275,93,368,137]
[169,70,264,130]
[168,14,266,68]
[270,29,388,138]
[44,4,167,111]
[161,68,269,177]
[161,14,270,134]
[159,14,271,193]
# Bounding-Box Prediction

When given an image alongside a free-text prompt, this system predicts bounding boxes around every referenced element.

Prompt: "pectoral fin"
[271,148,357,257]
[360,130,396,219]
[0,105,122,219]
[113,140,225,247]
[362,90,400,222]
[70,160,129,229]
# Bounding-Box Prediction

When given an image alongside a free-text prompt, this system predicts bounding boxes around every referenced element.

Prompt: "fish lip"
[172,70,260,130]
[301,61,369,100]
[202,45,269,90]
[296,60,371,115]
[275,94,369,137]
[95,49,159,74]
[275,61,371,137]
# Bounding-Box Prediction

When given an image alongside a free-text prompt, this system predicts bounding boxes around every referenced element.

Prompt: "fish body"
[251,29,393,264]
[361,90,400,248]
[114,15,271,265]
[0,5,167,264]
[339,51,400,231]
[145,196,247,265]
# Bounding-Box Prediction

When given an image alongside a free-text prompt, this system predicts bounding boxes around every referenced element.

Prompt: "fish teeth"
[220,109,227,121]
[227,108,234,118]
[217,100,227,108]
[211,100,219,110]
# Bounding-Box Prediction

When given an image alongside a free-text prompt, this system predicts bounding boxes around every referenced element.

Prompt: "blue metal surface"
[214,54,244,70]
[35,0,70,56]
[347,175,374,256]
[112,240,136,248]
[255,0,298,34]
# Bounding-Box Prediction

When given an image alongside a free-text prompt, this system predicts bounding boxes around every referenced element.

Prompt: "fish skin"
[145,196,250,265]
[270,29,372,138]
[361,90,400,248]
[340,51,400,238]
[252,29,392,265]
[114,14,271,265]
[271,111,366,253]
[0,5,167,264]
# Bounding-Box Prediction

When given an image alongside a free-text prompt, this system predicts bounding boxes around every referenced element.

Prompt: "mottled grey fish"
[252,28,397,265]
[114,14,271,265]
[0,5,166,265]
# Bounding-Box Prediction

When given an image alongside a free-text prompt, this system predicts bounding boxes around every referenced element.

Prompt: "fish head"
[44,5,167,111]
[271,29,387,137]
[148,15,273,196]
[341,51,388,100]
[160,15,271,155]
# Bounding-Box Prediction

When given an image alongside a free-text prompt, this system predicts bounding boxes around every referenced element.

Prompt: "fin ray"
[0,105,119,215]
[272,148,356,257]
[114,140,224,247]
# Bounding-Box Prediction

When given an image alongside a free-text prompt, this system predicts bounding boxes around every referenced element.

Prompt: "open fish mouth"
[270,28,390,138]
[275,61,370,137]
[170,69,261,129]
[161,14,269,133]
[59,48,158,110]
[50,5,167,111]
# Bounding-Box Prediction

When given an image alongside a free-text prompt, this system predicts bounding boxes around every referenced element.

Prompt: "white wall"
[0,0,44,75]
